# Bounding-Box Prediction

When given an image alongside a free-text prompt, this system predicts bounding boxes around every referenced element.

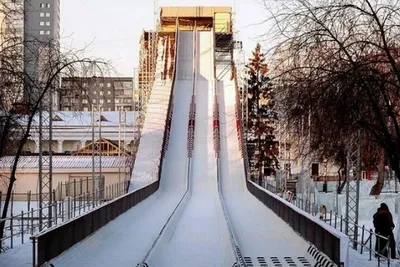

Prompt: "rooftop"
[24,111,138,127]
[0,156,133,169]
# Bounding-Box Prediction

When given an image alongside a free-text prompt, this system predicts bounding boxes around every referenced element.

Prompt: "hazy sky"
[60,0,269,77]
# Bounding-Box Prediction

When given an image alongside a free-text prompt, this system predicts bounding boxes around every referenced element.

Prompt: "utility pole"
[38,90,53,231]
[38,44,56,231]
[91,104,102,206]
[345,131,361,249]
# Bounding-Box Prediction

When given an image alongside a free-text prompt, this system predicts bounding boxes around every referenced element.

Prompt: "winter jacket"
[373,208,395,235]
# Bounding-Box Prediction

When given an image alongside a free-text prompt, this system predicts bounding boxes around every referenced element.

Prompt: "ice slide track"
[211,34,247,267]
[136,30,196,267]
[137,30,244,267]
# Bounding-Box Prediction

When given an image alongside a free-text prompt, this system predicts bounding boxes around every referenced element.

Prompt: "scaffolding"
[136,25,159,136]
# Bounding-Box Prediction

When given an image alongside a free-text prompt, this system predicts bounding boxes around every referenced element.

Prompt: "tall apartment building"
[24,0,60,73]
[60,77,134,112]
[0,1,61,106]
[24,0,60,107]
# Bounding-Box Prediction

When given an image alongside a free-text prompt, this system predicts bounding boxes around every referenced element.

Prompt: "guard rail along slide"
[231,63,350,266]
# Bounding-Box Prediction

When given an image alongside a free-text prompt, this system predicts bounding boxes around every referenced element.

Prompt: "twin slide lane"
[147,31,235,267]
[49,30,314,267]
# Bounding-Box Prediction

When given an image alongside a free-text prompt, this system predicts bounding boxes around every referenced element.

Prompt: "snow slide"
[47,32,193,267]
[217,65,313,266]
[146,31,235,267]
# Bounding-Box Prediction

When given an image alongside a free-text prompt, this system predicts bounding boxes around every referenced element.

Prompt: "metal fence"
[32,181,159,266]
[0,180,128,252]
[293,196,393,266]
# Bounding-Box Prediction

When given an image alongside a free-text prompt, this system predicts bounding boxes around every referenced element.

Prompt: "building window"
[46,30,50,35]
[99,83,104,87]
[108,108,112,111]
[40,3,45,8]
[107,99,111,103]
[107,83,111,88]
[99,99,104,104]
[46,21,50,26]
[40,12,44,17]
[99,91,103,96]
[115,99,119,104]
[83,83,87,87]
[45,13,50,17]
[84,107,88,111]
[107,91,111,95]
[82,99,88,104]
[46,3,51,8]
[39,30,45,35]
[92,99,96,104]
[40,21,45,26]
[93,91,97,95]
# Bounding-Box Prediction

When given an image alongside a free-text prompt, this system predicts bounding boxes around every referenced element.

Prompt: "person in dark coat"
[373,203,396,259]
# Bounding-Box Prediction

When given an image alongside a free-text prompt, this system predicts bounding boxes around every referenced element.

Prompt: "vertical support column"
[38,88,53,230]
[57,140,63,153]
[345,131,361,248]
[91,105,102,204]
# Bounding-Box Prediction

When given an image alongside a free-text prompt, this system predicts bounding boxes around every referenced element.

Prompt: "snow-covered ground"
[312,180,400,266]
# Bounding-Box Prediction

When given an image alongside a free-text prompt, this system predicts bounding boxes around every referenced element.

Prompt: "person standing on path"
[373,203,396,259]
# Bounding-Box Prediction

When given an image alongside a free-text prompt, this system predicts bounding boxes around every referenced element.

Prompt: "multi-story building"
[59,77,134,111]
[24,0,60,72]
[1,1,61,106]
[24,0,60,106]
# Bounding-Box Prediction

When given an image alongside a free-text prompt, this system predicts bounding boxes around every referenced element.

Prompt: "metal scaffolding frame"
[136,24,159,134]
[345,131,361,248]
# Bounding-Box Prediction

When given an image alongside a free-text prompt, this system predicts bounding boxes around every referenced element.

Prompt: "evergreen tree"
[246,44,279,185]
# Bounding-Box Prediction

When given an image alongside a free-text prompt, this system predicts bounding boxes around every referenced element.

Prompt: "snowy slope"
[217,65,312,263]
[148,31,235,267]
[34,32,193,267]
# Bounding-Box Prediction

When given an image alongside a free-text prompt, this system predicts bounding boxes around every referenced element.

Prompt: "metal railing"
[232,62,344,266]
[0,180,128,252]
[292,196,393,266]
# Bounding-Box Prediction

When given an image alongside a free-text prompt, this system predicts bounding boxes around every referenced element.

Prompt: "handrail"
[0,180,128,252]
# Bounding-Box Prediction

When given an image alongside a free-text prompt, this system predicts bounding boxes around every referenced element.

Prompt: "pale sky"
[60,0,270,77]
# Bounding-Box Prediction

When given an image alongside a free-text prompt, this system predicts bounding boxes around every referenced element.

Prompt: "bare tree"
[0,3,109,243]
[263,0,400,194]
